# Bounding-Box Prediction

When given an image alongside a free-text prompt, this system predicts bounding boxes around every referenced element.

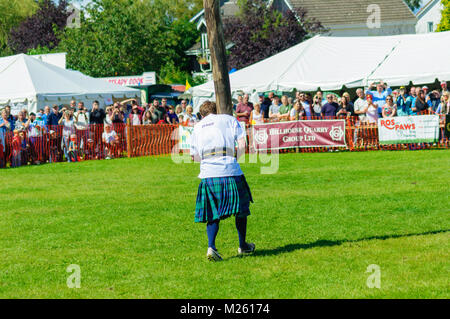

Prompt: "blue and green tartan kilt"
[195,175,253,223]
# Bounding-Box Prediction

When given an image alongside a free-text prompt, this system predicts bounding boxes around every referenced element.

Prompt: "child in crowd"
[48,130,61,163]
[11,130,21,168]
[102,124,119,159]
[68,134,79,162]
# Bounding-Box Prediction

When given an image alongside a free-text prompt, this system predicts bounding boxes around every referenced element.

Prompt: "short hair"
[93,100,99,105]
[199,101,217,117]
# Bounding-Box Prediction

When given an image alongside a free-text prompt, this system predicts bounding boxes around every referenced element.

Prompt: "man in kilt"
[190,101,255,261]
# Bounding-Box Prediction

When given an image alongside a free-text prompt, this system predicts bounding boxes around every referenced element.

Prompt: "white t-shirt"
[102,130,117,144]
[190,114,245,179]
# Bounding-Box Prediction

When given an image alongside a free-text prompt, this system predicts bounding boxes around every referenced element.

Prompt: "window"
[428,22,434,33]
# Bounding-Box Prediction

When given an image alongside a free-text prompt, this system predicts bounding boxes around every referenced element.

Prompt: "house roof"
[416,0,440,19]
[289,0,416,26]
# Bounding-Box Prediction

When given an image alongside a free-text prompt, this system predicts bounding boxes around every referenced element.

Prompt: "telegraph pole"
[203,0,233,115]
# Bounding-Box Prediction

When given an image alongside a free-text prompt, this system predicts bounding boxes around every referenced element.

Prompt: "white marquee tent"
[0,54,141,115]
[190,31,450,110]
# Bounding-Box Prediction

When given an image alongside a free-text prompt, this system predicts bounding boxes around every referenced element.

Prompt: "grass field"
[0,149,449,299]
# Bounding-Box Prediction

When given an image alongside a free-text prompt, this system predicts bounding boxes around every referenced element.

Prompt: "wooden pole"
[203,0,233,115]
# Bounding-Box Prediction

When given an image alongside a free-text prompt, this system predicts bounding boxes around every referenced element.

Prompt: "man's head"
[316,91,323,99]
[70,100,76,109]
[5,105,11,115]
[258,94,264,103]
[18,111,25,120]
[199,101,217,117]
[243,94,250,104]
[376,83,384,93]
[78,101,85,110]
[326,94,334,103]
[422,86,429,94]
[52,104,59,114]
[410,87,417,96]
[273,95,280,105]
[43,105,50,114]
[153,99,159,107]
[356,88,365,99]
[29,112,36,121]
[161,98,167,107]
[268,92,274,101]
[92,101,100,110]
[441,81,447,90]
[181,100,188,110]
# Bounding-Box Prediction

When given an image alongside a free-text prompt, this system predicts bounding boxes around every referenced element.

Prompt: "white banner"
[178,125,194,150]
[378,115,440,145]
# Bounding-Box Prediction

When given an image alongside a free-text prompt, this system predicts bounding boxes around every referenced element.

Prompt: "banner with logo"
[178,125,194,150]
[252,120,346,151]
[378,115,440,145]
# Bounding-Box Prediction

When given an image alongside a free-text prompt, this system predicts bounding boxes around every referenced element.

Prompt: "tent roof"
[0,53,140,104]
[190,31,450,98]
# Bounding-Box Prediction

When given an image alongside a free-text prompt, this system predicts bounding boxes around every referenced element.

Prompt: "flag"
[185,79,191,92]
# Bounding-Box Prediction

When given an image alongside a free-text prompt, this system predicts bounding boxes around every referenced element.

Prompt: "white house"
[416,0,444,33]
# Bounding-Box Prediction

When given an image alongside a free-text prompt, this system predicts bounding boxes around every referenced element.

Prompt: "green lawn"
[0,150,449,298]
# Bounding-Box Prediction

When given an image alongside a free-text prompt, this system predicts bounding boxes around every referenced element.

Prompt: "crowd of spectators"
[1,80,449,168]
[231,81,450,125]
[0,97,197,167]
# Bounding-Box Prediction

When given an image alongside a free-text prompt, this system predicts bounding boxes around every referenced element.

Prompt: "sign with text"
[252,120,346,151]
[378,115,440,145]
[100,72,156,87]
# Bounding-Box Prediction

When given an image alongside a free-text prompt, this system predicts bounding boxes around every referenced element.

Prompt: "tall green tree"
[404,0,422,10]
[437,0,450,31]
[57,0,199,79]
[0,0,37,56]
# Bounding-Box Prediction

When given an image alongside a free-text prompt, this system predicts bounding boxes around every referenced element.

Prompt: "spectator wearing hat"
[426,90,441,113]
[366,81,392,117]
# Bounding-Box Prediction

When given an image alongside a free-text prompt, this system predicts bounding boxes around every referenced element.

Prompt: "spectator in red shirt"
[235,94,254,123]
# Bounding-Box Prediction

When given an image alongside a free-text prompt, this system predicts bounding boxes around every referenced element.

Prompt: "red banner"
[252,120,346,151]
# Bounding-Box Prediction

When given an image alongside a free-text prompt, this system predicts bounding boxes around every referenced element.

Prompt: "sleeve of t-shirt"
[189,128,198,157]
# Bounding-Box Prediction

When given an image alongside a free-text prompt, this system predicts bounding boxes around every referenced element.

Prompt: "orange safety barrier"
[0,114,448,169]
[127,123,178,157]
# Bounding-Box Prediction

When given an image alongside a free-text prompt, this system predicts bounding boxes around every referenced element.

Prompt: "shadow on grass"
[244,229,450,258]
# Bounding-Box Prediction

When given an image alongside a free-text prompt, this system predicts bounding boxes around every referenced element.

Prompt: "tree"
[8,0,71,54]
[223,0,325,70]
[0,0,37,56]
[437,0,450,31]
[404,0,422,11]
[57,0,199,78]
